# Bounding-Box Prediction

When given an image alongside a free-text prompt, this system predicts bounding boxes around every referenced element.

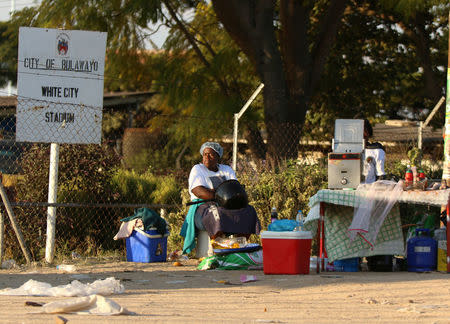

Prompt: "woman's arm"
[191,186,216,200]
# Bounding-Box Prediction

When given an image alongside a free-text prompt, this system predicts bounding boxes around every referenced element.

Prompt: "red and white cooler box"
[260,230,312,274]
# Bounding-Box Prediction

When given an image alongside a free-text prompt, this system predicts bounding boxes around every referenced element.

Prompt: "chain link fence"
[0,96,443,263]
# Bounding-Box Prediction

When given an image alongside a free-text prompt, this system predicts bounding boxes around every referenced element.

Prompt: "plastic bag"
[198,250,263,270]
[0,277,124,297]
[35,294,131,315]
[211,236,247,249]
[349,180,404,246]
[268,219,299,232]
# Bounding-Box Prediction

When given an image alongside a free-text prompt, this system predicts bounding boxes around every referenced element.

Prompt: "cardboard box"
[126,228,168,263]
[261,230,312,274]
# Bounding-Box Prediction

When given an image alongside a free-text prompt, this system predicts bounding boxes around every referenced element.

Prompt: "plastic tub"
[126,228,169,263]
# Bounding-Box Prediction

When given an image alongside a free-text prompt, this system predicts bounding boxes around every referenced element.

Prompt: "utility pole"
[443,11,450,185]
[10,0,15,15]
[442,10,450,274]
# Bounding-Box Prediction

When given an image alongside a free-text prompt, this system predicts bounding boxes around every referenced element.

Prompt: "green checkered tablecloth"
[309,188,450,210]
[303,188,450,262]
[305,203,403,262]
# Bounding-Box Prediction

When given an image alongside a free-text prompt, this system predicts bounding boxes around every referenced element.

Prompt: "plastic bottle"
[296,210,305,231]
[434,227,446,241]
[56,264,76,272]
[405,165,413,185]
[270,207,278,223]
[418,169,426,180]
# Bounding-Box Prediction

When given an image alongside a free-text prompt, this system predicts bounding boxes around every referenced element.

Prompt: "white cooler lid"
[260,230,312,239]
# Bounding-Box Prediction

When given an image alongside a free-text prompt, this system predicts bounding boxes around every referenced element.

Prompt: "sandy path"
[0,260,449,323]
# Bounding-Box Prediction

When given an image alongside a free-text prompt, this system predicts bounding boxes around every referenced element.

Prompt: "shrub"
[239,160,328,230]
[110,169,182,206]
[8,143,122,261]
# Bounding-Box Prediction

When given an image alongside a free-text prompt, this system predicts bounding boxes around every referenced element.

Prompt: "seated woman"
[180,142,261,254]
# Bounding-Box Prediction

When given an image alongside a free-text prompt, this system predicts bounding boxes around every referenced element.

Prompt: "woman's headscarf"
[200,142,223,158]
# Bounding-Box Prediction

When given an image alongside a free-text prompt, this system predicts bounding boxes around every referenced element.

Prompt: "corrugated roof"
[372,123,442,145]
[0,96,17,107]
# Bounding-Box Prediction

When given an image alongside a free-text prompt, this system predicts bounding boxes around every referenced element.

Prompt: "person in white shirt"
[188,142,237,201]
[362,119,386,184]
[183,141,260,242]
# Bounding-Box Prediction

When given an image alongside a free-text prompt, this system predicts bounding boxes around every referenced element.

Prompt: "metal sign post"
[17,27,107,263]
[45,143,60,263]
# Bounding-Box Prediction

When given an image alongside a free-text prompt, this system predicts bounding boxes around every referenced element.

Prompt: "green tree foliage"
[1,0,449,162]
[0,0,163,92]
[212,0,449,158]
[148,2,263,161]
[0,21,16,87]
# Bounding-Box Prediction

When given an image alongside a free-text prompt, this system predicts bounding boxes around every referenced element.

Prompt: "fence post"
[0,176,32,264]
[418,96,445,149]
[232,83,264,171]
[45,143,60,263]
[0,207,3,264]
[418,121,423,150]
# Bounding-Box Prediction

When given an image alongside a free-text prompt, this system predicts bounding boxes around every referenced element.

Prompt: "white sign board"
[16,27,107,144]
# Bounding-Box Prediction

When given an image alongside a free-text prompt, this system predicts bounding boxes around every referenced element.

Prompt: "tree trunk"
[243,121,266,160]
[212,0,348,162]
[213,0,291,162]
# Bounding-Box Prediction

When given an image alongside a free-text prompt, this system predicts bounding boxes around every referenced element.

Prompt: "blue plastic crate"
[333,257,359,272]
[126,228,169,263]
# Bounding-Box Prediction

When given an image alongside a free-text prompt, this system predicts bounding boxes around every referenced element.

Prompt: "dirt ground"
[0,259,449,324]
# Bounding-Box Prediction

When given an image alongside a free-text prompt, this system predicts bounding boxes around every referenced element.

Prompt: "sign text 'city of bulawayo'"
[16,27,107,144]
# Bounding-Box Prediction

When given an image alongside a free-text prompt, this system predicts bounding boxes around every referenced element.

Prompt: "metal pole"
[443,11,450,185]
[445,11,450,273]
[10,0,15,15]
[232,83,264,171]
[0,176,32,264]
[45,143,60,263]
[419,97,445,150]
[424,97,445,127]
[0,208,4,264]
[447,202,449,273]
[232,114,239,171]
[418,121,423,150]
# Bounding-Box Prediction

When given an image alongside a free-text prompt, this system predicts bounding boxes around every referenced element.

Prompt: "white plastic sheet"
[348,180,404,246]
[0,277,124,297]
[34,294,132,315]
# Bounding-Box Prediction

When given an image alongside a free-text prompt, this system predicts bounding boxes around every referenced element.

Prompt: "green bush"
[110,169,182,206]
[240,160,328,230]
[8,144,122,262]
[110,170,157,204]
[385,158,443,181]
[109,169,184,255]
